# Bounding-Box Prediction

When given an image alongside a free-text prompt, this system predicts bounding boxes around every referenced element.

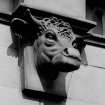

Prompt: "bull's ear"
[10,9,42,36]
[10,17,37,44]
[10,9,45,46]
[10,18,28,36]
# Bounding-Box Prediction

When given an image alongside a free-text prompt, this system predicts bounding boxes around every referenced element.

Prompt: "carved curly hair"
[37,17,74,40]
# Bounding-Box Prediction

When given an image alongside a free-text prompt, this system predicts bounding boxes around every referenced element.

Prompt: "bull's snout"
[63,48,81,61]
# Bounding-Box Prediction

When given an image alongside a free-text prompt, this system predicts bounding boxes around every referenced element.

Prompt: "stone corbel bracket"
[0,3,100,102]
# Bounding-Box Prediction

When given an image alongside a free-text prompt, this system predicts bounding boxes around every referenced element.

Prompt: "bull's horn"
[24,9,44,29]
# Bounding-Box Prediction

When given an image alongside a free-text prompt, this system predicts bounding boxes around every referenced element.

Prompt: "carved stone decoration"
[10,8,86,103]
[11,9,86,72]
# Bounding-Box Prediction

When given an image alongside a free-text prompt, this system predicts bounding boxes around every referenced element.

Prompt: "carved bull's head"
[11,10,86,76]
[32,17,86,74]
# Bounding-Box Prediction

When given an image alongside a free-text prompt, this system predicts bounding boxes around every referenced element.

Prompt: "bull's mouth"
[42,51,81,72]
[64,54,81,62]
[52,55,81,71]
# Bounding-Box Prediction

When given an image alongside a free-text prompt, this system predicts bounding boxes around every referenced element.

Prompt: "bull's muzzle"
[62,48,81,62]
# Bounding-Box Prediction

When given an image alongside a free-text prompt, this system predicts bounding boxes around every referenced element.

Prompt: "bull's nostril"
[64,48,69,55]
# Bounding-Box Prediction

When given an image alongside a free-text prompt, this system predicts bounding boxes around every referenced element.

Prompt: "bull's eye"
[45,31,57,41]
